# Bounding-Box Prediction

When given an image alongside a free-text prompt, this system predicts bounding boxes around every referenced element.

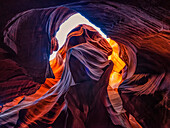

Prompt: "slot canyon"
[0,0,169,127]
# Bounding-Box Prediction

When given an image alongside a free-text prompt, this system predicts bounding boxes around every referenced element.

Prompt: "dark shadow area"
[0,0,169,127]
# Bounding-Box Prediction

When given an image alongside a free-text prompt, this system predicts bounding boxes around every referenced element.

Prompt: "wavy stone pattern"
[0,0,169,128]
[0,7,76,104]
[68,1,170,127]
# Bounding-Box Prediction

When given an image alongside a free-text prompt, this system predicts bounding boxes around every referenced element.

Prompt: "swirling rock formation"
[0,0,169,128]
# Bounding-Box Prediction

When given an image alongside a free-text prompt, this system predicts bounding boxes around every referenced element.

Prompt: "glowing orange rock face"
[44,52,64,88]
[107,38,126,90]
[46,38,126,90]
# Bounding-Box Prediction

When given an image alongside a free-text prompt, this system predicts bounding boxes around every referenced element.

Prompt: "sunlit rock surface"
[0,0,169,128]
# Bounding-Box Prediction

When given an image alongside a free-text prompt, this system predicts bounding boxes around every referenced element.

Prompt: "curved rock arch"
[0,1,169,127]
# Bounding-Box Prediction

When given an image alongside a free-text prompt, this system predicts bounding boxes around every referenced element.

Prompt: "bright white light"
[50,13,107,60]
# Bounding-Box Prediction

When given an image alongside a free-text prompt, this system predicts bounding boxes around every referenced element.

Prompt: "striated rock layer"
[0,0,169,128]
